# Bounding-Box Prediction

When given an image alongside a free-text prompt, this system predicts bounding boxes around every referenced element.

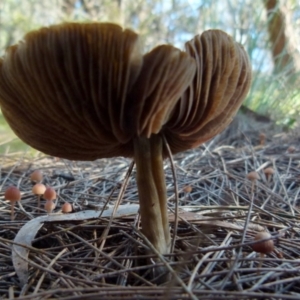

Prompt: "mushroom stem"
[11,202,15,221]
[257,253,265,275]
[134,134,171,254]
[37,195,41,213]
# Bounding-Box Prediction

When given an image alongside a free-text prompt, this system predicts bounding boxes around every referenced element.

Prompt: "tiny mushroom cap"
[0,23,252,256]
[32,183,46,213]
[252,231,274,254]
[43,187,56,201]
[247,171,260,181]
[32,183,46,195]
[183,185,192,193]
[259,133,266,145]
[5,186,21,221]
[44,200,55,214]
[5,186,21,203]
[264,167,275,177]
[62,202,73,213]
[287,146,296,153]
[30,170,43,182]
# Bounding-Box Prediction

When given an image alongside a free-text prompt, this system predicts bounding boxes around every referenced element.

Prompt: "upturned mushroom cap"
[0,23,251,159]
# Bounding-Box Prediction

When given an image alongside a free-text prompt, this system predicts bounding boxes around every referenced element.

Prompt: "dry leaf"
[12,205,139,286]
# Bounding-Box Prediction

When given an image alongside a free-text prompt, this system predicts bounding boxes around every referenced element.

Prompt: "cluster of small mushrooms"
[4,170,73,219]
[31,170,56,214]
[0,22,252,255]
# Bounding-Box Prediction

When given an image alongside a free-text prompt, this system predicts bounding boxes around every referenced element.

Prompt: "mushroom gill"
[0,23,251,257]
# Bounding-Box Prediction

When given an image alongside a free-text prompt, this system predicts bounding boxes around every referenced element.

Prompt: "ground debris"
[1,130,300,299]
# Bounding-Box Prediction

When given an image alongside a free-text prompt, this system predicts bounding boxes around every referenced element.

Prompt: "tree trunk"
[264,0,300,77]
[61,0,77,16]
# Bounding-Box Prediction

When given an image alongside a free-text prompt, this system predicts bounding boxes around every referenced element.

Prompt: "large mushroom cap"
[165,30,252,152]
[0,23,251,160]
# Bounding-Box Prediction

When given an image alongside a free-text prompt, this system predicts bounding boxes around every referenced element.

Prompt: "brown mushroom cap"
[32,183,46,195]
[263,167,275,176]
[287,146,296,153]
[0,23,251,160]
[252,231,274,254]
[4,186,21,203]
[43,187,56,201]
[247,171,260,181]
[62,202,73,213]
[183,185,192,193]
[259,133,266,144]
[44,200,55,214]
[30,170,43,182]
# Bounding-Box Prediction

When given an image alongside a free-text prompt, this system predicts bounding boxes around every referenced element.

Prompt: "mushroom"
[32,183,46,213]
[263,167,275,181]
[4,186,21,220]
[259,133,266,146]
[62,202,73,213]
[183,185,192,204]
[43,187,56,214]
[43,187,56,201]
[287,145,296,153]
[252,231,274,272]
[247,171,260,191]
[0,23,251,255]
[183,185,192,193]
[247,171,260,182]
[252,231,274,254]
[44,200,55,214]
[30,170,43,183]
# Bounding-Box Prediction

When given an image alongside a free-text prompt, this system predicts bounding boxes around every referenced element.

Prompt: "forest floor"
[1,122,300,299]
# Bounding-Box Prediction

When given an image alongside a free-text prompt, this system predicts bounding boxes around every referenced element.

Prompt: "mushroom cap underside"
[0,23,251,160]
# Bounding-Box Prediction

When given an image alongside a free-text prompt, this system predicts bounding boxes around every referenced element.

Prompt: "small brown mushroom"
[252,231,274,254]
[44,200,55,214]
[247,171,260,181]
[287,145,296,153]
[43,187,56,201]
[32,183,46,213]
[247,171,260,192]
[252,231,274,273]
[0,23,251,257]
[183,185,192,204]
[263,167,275,181]
[183,185,192,193]
[62,202,73,213]
[4,186,21,220]
[259,133,266,146]
[30,170,43,183]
